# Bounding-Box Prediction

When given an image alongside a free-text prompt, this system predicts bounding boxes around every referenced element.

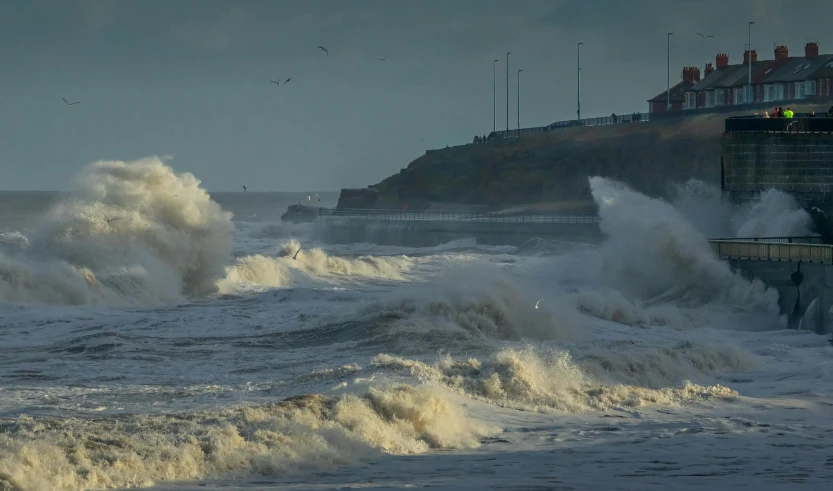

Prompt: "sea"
[1,156,832,491]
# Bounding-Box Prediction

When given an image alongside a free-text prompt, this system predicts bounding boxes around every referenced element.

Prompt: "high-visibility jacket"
[784,109,794,118]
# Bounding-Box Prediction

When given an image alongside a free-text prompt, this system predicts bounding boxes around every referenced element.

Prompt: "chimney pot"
[715,53,729,68]
[743,49,758,64]
[774,45,789,60]
[806,42,819,58]
[704,62,715,76]
[681,66,701,83]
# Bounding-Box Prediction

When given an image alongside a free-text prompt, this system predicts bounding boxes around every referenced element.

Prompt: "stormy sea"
[1,156,831,491]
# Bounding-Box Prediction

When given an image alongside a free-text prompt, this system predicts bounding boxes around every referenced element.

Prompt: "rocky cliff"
[336,110,771,211]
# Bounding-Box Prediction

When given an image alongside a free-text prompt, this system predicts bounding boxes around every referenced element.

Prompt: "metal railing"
[725,116,833,133]
[708,236,823,244]
[318,207,600,224]
[485,97,833,142]
[709,239,833,264]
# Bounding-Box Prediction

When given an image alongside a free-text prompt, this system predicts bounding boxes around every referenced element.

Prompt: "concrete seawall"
[721,128,833,240]
[711,240,833,336]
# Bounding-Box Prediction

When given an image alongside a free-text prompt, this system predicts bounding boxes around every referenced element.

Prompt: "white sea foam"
[2,170,831,491]
[0,386,498,491]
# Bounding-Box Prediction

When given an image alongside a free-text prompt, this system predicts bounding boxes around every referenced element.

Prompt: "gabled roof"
[712,64,755,88]
[763,54,833,83]
[688,66,738,92]
[647,79,695,103]
[810,57,833,79]
[685,53,833,92]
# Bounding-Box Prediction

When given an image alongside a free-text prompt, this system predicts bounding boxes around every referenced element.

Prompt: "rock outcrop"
[336,110,785,210]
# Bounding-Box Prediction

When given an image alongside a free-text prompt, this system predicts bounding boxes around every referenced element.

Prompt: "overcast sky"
[1,0,831,192]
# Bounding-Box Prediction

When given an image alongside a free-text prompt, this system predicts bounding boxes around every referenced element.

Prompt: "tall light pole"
[506,52,511,132]
[493,59,498,133]
[517,69,523,130]
[667,32,673,111]
[748,21,754,103]
[577,42,583,122]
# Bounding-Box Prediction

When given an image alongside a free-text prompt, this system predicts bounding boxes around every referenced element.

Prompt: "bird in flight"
[314,193,320,202]
[296,195,311,213]
[697,32,714,38]
[292,244,303,260]
[242,185,247,191]
[283,77,291,85]
[534,299,543,309]
[270,79,281,85]
[317,46,328,56]
[378,57,387,61]
[62,98,80,107]
[101,212,122,224]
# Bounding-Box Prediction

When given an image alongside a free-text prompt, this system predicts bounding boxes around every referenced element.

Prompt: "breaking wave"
[217,240,414,292]
[0,159,414,306]
[0,157,235,306]
[374,341,744,413]
[0,385,497,491]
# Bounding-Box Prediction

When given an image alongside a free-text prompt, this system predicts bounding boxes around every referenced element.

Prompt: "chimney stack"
[681,66,701,83]
[716,53,729,68]
[704,62,715,76]
[806,42,819,58]
[774,45,789,60]
[743,49,758,64]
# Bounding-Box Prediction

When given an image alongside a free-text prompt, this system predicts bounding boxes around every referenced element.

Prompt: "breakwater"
[311,208,603,247]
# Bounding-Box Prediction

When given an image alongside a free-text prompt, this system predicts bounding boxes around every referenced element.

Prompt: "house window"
[806,80,817,95]
[716,90,725,105]
[777,84,785,100]
[685,92,696,109]
[733,87,746,104]
[764,85,777,102]
[795,81,806,99]
[705,91,715,107]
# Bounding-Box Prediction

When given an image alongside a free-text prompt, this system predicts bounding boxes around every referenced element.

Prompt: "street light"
[493,59,499,133]
[667,32,673,111]
[748,21,754,103]
[506,52,511,133]
[517,69,523,130]
[577,42,583,122]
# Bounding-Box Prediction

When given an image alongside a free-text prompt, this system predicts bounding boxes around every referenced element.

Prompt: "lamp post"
[493,59,498,133]
[517,69,523,130]
[577,42,583,122]
[748,21,754,103]
[667,32,673,111]
[506,52,511,132]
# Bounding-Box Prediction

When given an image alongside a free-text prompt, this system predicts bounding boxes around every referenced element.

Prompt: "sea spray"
[587,177,780,314]
[0,157,235,305]
[670,179,817,238]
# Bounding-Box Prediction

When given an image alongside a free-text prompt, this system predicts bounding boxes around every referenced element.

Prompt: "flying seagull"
[270,79,281,85]
[378,57,387,61]
[62,98,80,107]
[697,32,714,38]
[292,244,303,260]
[296,195,311,213]
[317,46,328,56]
[242,185,247,191]
[283,77,291,85]
[534,299,544,309]
[101,212,122,224]
[314,193,320,202]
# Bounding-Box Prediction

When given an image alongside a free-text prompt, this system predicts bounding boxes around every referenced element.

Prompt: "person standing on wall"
[784,107,794,118]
